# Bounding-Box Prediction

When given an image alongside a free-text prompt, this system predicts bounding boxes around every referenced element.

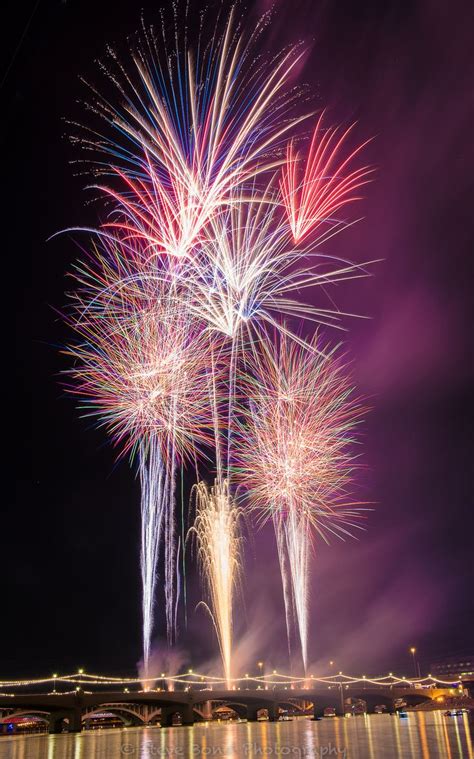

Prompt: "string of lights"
[0,670,462,690]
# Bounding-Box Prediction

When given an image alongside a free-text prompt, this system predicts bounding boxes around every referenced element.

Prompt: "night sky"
[4,0,473,680]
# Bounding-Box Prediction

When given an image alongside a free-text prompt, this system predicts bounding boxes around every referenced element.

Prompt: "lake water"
[0,712,472,759]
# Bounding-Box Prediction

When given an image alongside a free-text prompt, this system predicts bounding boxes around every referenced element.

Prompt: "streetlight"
[410,647,420,678]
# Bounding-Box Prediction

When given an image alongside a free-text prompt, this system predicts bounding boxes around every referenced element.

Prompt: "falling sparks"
[190,478,242,687]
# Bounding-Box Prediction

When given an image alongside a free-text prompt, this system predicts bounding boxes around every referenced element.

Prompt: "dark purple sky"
[4,0,473,679]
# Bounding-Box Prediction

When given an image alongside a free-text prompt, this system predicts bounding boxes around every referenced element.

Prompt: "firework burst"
[65,267,215,462]
[69,7,309,262]
[234,333,366,669]
[281,113,373,244]
[185,186,375,347]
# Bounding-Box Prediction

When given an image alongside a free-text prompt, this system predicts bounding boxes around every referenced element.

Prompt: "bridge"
[0,683,459,733]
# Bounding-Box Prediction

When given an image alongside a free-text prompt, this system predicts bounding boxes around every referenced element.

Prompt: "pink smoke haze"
[225,0,473,675]
[144,0,472,675]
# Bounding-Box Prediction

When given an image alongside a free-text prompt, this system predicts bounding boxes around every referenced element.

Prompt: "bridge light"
[245,674,249,678]
[188,669,193,674]
[161,673,165,678]
[53,674,58,678]
[78,668,84,675]
[273,670,277,675]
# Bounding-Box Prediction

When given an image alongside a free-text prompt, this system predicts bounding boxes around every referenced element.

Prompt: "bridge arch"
[346,690,433,712]
[146,706,207,724]
[276,700,310,715]
[143,709,162,725]
[394,693,433,708]
[160,704,195,727]
[1,710,50,722]
[213,702,248,720]
[0,710,50,733]
[344,693,394,714]
[83,706,146,727]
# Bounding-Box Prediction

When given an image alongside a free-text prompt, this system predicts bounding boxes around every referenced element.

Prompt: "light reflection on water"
[0,713,472,759]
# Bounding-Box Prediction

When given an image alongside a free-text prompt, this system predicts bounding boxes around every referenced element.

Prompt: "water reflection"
[418,713,431,759]
[0,713,471,759]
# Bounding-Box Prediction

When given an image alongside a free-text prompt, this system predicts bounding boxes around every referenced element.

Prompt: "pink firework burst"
[281,113,373,244]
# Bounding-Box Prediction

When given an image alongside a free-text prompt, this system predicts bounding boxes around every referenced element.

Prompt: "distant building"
[430,655,474,678]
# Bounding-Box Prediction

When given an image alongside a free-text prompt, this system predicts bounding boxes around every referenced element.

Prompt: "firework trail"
[284,510,311,671]
[190,478,242,687]
[139,436,166,679]
[235,333,366,670]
